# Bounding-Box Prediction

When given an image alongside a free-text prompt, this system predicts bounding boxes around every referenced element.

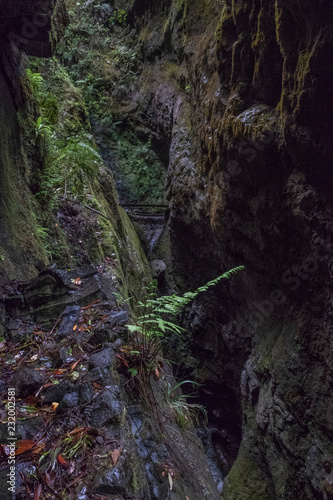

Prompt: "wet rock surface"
[0,266,220,500]
[12,367,46,398]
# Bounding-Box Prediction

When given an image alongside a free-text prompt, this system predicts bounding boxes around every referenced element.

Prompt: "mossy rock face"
[0,54,48,280]
[223,454,273,500]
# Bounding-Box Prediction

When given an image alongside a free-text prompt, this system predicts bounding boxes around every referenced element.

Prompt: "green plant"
[126,266,245,379]
[52,137,101,197]
[26,69,44,94]
[108,9,127,26]
[167,380,207,428]
[62,429,93,458]
[34,116,53,138]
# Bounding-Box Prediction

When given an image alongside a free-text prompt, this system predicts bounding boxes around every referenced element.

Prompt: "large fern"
[127,266,245,367]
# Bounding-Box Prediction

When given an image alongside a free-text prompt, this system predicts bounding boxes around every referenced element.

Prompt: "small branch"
[83,205,109,220]
[37,472,63,500]
[50,312,63,336]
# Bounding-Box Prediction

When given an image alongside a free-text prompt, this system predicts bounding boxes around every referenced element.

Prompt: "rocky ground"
[0,264,220,500]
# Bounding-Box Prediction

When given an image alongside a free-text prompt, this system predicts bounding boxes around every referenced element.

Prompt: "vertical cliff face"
[91,0,333,498]
[0,0,68,278]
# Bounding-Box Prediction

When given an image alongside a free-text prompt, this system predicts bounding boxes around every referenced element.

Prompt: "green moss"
[223,454,272,500]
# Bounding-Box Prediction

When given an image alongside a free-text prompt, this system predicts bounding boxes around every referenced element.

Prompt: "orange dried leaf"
[57,454,70,469]
[73,325,78,332]
[92,382,104,390]
[15,440,35,455]
[50,402,59,411]
[68,427,87,436]
[110,448,121,466]
[51,369,66,375]
[70,359,80,371]
[43,383,55,389]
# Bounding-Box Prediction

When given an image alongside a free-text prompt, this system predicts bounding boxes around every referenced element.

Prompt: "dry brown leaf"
[42,383,55,389]
[57,454,70,469]
[110,448,121,466]
[15,440,35,455]
[25,395,39,406]
[51,369,66,375]
[50,402,59,411]
[31,442,45,455]
[70,359,80,371]
[34,483,42,500]
[92,382,103,390]
[68,427,87,436]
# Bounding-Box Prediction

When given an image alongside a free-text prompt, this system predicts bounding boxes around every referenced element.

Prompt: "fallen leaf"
[68,427,87,436]
[15,440,35,455]
[34,484,42,500]
[71,371,79,380]
[92,382,103,390]
[57,454,70,470]
[70,359,80,371]
[110,448,121,466]
[32,442,45,455]
[51,369,66,375]
[168,474,173,491]
[50,402,59,411]
[81,300,100,310]
[73,325,78,332]
[25,395,39,406]
[42,383,55,389]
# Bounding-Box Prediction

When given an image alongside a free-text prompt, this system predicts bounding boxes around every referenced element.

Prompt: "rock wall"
[97,0,333,498]
[0,0,68,279]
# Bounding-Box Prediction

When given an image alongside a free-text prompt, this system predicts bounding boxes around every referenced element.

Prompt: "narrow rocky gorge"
[0,0,333,499]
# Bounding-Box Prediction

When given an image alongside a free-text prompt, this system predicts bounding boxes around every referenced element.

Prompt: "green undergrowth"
[56,0,166,204]
[21,56,151,303]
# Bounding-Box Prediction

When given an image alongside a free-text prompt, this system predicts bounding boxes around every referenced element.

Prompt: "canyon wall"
[100,0,333,498]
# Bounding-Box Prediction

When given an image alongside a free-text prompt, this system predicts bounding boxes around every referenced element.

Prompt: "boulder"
[12,367,46,398]
[89,347,116,370]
